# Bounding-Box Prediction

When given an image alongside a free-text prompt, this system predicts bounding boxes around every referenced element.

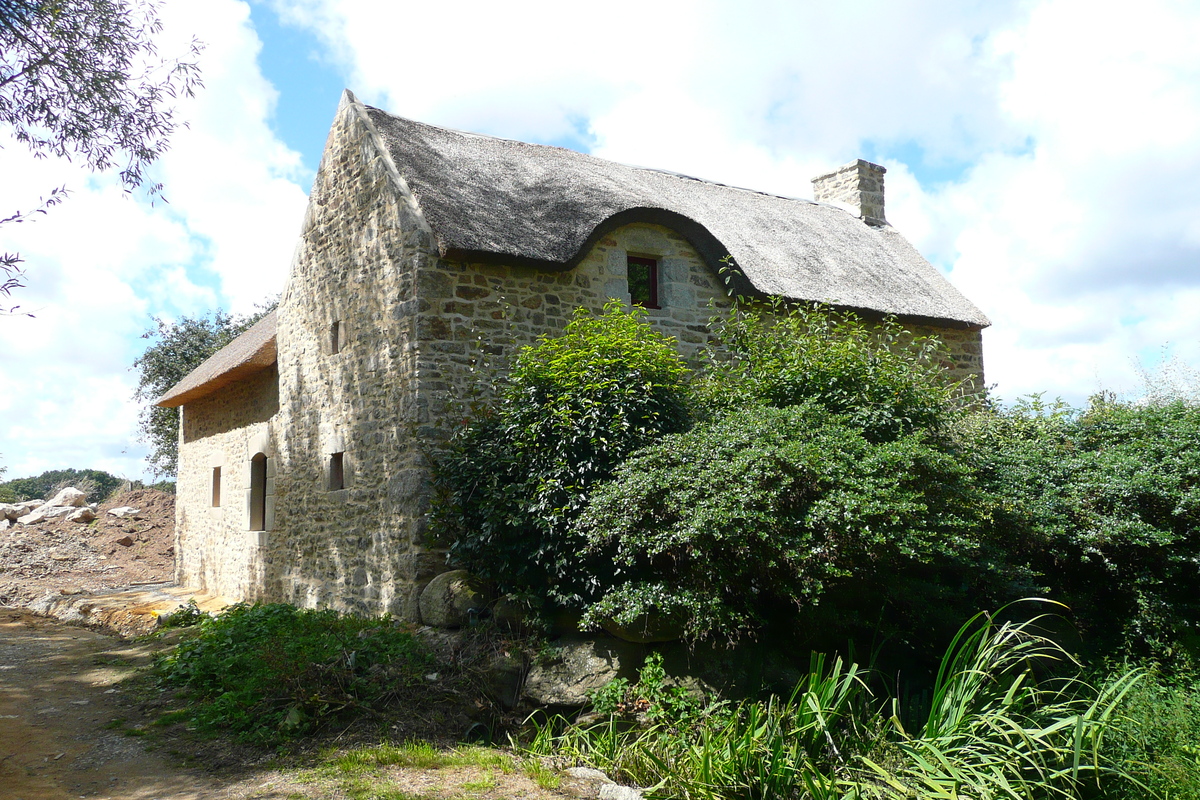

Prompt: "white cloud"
[913,0,1200,402]
[0,0,307,482]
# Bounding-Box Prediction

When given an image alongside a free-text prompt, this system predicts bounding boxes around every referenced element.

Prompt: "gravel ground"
[0,489,176,608]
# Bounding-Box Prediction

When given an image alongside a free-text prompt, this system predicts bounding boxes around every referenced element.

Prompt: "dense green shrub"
[576,402,985,643]
[965,395,1200,659]
[154,603,435,743]
[696,301,963,441]
[435,300,691,605]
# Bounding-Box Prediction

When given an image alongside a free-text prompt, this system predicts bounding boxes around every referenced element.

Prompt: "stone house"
[156,90,989,618]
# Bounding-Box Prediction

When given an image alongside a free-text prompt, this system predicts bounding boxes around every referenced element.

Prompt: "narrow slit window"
[211,466,222,507]
[330,320,342,355]
[250,453,267,531]
[627,256,660,308]
[328,452,345,491]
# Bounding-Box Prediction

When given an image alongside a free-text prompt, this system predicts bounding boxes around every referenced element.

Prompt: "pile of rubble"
[0,487,176,608]
[1,486,143,528]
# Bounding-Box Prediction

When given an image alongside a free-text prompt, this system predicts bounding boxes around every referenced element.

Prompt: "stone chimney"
[811,159,887,226]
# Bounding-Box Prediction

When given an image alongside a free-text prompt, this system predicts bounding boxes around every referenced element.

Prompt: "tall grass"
[524,607,1150,800]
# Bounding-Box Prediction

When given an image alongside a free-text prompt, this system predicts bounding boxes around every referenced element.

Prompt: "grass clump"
[153,602,435,744]
[526,607,1150,800]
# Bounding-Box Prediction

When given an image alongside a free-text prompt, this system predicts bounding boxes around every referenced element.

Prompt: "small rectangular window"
[328,452,345,491]
[330,320,342,355]
[627,256,660,308]
[211,466,221,507]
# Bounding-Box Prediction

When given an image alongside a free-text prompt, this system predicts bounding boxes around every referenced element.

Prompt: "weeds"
[526,606,1151,799]
[153,603,436,744]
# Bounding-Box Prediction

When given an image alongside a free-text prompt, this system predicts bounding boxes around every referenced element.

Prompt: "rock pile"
[1,487,142,530]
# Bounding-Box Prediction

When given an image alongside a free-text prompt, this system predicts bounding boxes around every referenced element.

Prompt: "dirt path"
[0,609,300,800]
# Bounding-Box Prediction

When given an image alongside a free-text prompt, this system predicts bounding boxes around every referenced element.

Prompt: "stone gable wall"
[175,364,278,600]
[267,98,444,618]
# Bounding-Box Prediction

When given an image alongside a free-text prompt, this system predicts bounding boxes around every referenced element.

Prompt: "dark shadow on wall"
[182,365,281,444]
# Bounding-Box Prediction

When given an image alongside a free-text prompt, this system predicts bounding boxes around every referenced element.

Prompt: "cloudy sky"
[3,0,1199,481]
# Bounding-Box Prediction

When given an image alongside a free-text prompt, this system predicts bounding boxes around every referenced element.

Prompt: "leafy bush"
[696,301,964,441]
[154,603,435,743]
[965,394,1200,659]
[576,402,985,643]
[435,300,691,605]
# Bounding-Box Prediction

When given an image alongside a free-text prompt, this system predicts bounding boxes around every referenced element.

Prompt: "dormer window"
[627,256,660,309]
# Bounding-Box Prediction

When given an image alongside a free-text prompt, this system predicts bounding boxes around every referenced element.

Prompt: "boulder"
[42,506,75,519]
[481,652,526,709]
[16,499,43,513]
[418,569,491,628]
[601,613,684,644]
[0,503,23,520]
[523,636,643,707]
[67,507,96,523]
[17,509,47,526]
[0,518,8,531]
[108,506,140,518]
[44,487,88,508]
[599,784,644,800]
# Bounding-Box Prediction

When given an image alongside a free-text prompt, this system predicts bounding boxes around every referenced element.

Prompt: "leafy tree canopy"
[0,0,202,306]
[0,467,125,502]
[133,300,276,476]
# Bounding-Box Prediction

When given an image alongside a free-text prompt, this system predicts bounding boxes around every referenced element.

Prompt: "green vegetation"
[153,603,435,744]
[528,609,1147,800]
[0,467,125,502]
[1,0,202,305]
[142,299,1200,799]
[436,299,691,607]
[965,394,1200,661]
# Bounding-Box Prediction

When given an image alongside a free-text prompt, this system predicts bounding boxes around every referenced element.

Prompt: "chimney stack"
[811,159,887,226]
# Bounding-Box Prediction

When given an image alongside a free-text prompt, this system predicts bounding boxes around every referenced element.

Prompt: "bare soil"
[0,489,177,608]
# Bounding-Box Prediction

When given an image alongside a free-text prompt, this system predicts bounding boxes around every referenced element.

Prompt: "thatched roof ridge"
[155,311,277,408]
[365,104,989,328]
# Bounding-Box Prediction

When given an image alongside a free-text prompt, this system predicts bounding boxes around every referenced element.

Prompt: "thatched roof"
[364,99,989,328]
[155,312,277,408]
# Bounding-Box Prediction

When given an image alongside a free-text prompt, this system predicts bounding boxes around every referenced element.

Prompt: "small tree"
[133,301,275,476]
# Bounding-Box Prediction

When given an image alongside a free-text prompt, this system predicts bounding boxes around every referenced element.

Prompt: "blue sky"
[3,0,1200,482]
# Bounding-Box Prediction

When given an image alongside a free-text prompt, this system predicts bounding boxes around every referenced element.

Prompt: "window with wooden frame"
[627,256,660,309]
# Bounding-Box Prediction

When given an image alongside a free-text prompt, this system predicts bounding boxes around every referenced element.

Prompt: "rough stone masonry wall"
[176,365,278,600]
[413,222,735,432]
[268,98,444,618]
